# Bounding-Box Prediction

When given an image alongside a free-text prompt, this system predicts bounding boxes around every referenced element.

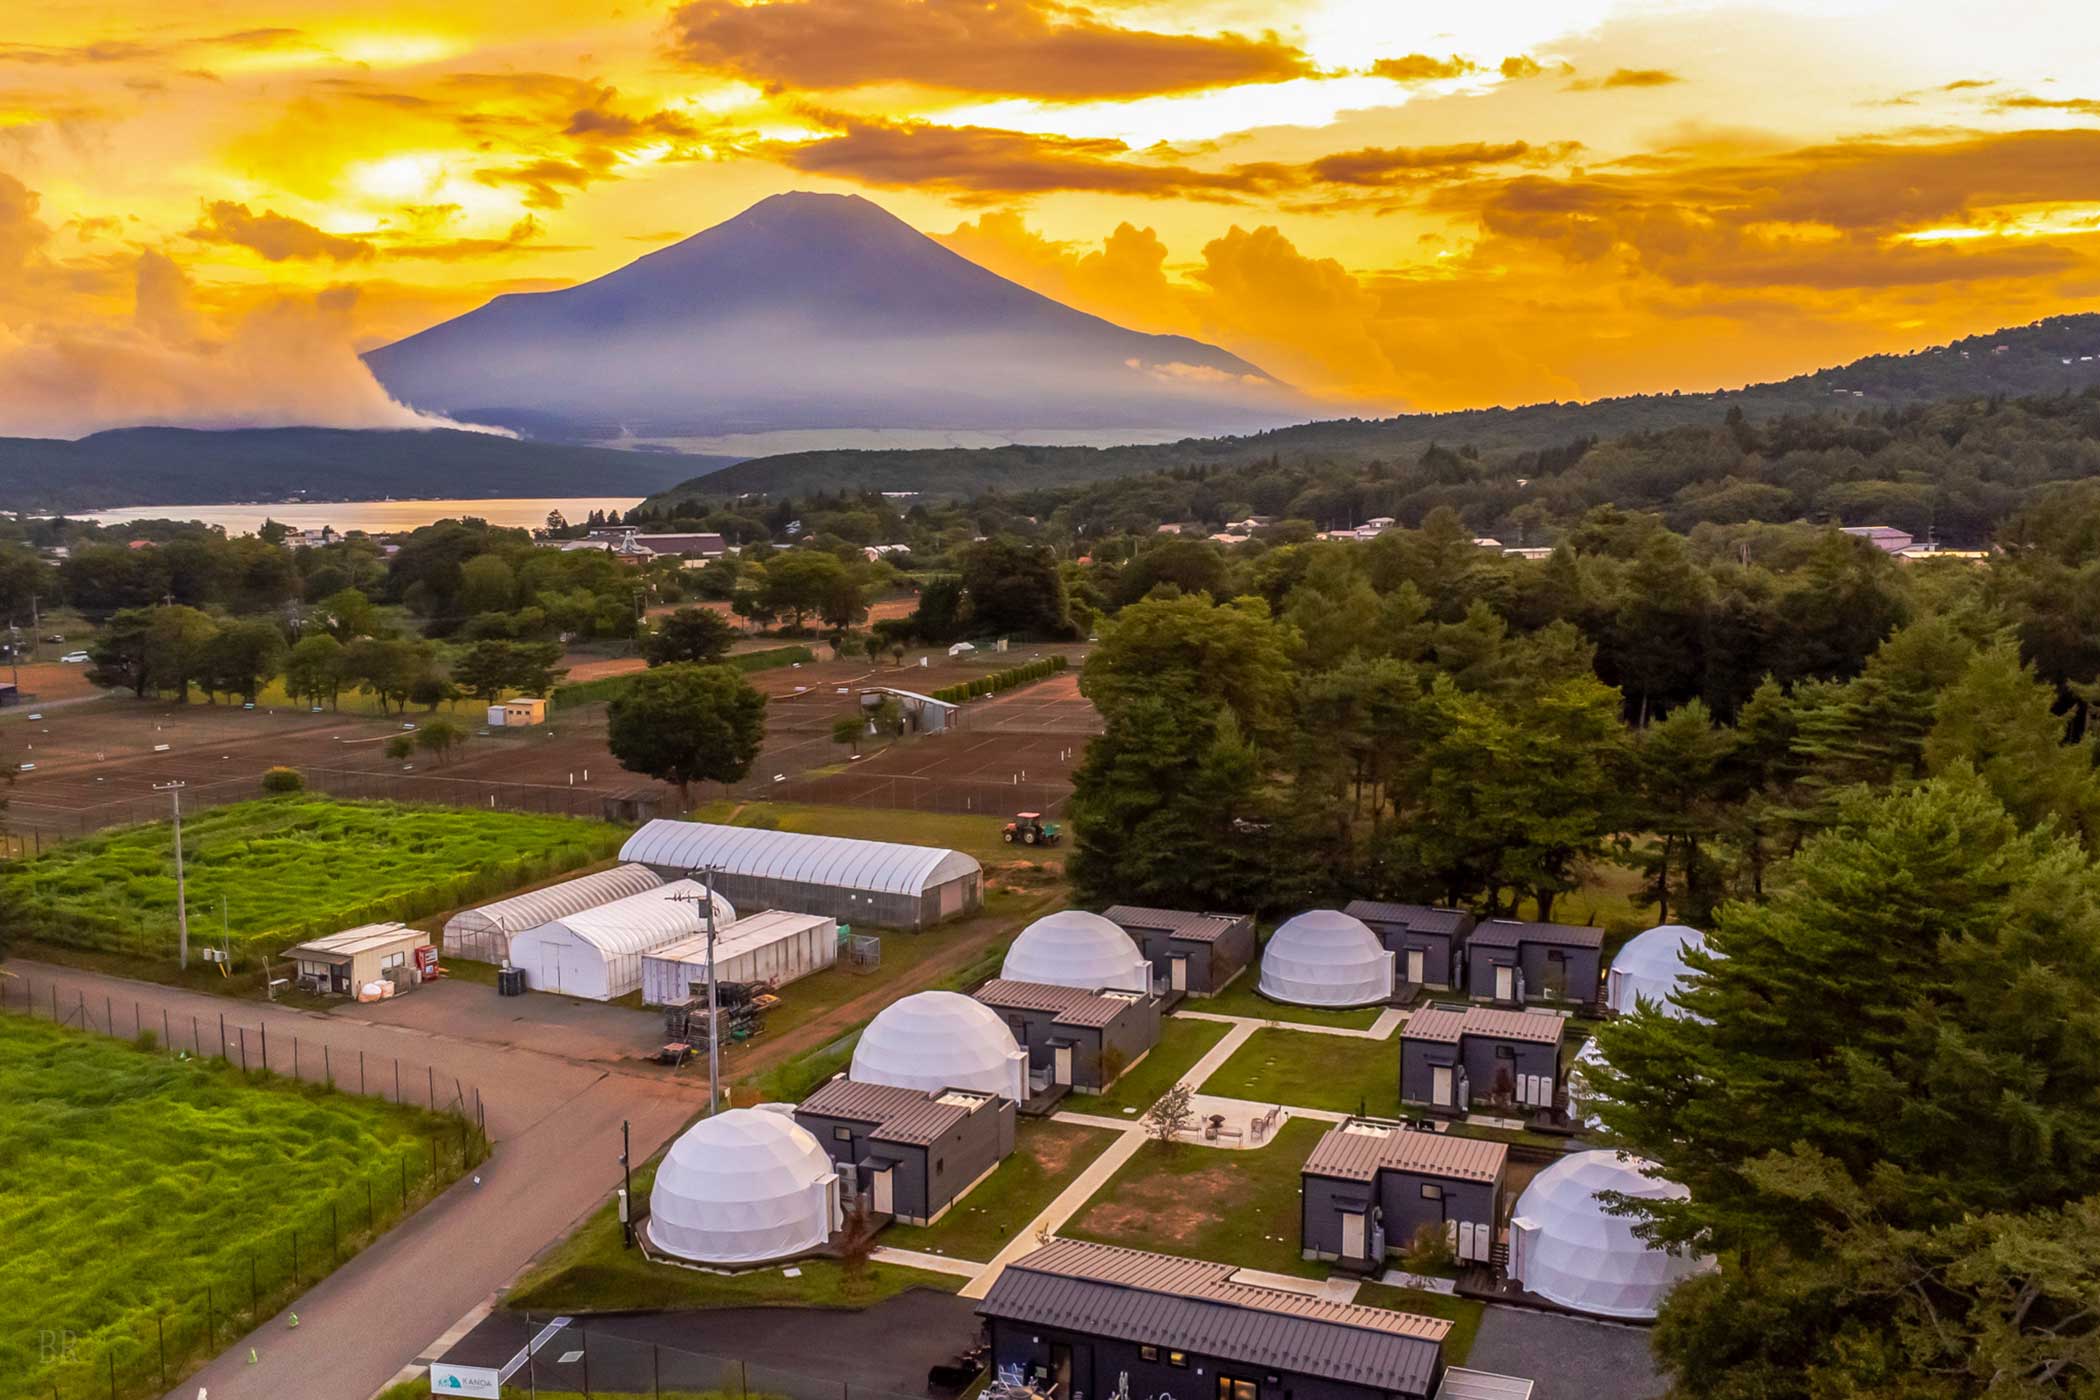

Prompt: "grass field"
[884,1119,1120,1262]
[0,797,624,963]
[1202,1027,1401,1119]
[1199,974,1386,1030]
[1352,1284,1485,1365]
[0,1015,461,1400]
[507,1163,963,1313]
[1063,1116,1328,1279]
[1084,1016,1233,1118]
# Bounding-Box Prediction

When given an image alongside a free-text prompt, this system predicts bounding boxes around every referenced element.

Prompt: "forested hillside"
[644,313,2100,507]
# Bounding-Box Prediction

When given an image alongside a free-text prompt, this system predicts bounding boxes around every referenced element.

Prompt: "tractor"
[1002,812,1062,846]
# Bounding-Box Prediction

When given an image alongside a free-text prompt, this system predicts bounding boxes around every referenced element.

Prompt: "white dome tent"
[1508,1150,1713,1319]
[1607,924,1714,1018]
[851,991,1027,1102]
[1002,911,1151,993]
[645,1109,841,1265]
[1258,910,1395,1008]
[1566,1038,1612,1132]
[506,879,735,1001]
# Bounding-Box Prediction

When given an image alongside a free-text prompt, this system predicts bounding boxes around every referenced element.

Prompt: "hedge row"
[928,654,1069,705]
[550,645,815,709]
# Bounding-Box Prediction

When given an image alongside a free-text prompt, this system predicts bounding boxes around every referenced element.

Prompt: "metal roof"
[981,1241,1446,1394]
[620,820,981,897]
[1103,905,1248,944]
[443,865,663,941]
[1466,919,1603,951]
[1436,1369,1535,1400]
[287,922,425,959]
[974,978,1143,1029]
[1303,1121,1509,1185]
[794,1077,972,1147]
[1404,1006,1565,1047]
[646,910,836,967]
[1343,901,1476,937]
[535,879,718,957]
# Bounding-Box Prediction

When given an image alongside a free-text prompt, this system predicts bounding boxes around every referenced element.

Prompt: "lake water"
[73,497,646,536]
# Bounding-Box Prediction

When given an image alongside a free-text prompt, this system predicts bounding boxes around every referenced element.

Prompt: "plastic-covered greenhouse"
[505,878,735,1001]
[619,820,983,929]
[441,864,664,962]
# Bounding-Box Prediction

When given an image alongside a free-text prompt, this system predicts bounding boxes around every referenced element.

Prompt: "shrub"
[260,766,304,794]
[1399,1222,1458,1275]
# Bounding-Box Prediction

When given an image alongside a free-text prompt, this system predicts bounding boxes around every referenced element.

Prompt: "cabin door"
[1405,948,1426,985]
[1169,957,1188,993]
[1341,1210,1367,1260]
[1494,964,1516,1001]
[1053,1045,1074,1085]
[1431,1065,1454,1108]
[871,1167,894,1216]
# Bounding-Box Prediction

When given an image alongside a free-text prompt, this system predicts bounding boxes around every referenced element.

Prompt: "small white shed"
[507,879,735,1001]
[641,910,839,1006]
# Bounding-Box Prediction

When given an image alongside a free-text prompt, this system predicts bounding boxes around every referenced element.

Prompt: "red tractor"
[1002,812,1062,846]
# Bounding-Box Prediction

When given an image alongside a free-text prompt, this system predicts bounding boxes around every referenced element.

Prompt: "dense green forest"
[645,313,2100,506]
[0,428,731,513]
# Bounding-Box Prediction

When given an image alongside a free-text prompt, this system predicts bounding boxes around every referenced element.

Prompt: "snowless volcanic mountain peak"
[364,191,1308,443]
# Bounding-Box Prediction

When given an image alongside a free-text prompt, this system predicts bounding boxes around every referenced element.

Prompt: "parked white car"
[60,650,90,663]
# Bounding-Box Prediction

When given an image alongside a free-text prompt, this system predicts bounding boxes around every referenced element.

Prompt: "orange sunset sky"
[3,0,2099,437]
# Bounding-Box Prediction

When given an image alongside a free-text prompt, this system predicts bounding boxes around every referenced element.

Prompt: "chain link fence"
[493,1316,945,1400]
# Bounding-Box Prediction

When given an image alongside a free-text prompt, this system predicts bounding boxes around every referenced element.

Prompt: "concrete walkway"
[1176,1006,1407,1042]
[870,1246,988,1279]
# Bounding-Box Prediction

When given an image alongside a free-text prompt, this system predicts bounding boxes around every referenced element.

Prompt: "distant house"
[1301,1118,1509,1269]
[1840,524,1915,553]
[1464,919,1603,1006]
[1103,905,1257,996]
[1400,1005,1564,1114]
[1344,901,1477,991]
[558,529,728,561]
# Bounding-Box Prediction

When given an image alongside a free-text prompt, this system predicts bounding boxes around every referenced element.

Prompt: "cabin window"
[1420,1183,1443,1201]
[1496,1045,1517,1062]
[1140,1347,1159,1362]
[833,1126,851,1142]
[1216,1379,1257,1400]
[1168,1351,1188,1368]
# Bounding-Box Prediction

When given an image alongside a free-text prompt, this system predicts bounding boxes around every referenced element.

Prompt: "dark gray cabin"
[973,979,1160,1092]
[1301,1119,1509,1269]
[980,1239,1450,1400]
[792,1077,1014,1226]
[1463,920,1603,1006]
[1400,1006,1564,1115]
[1103,905,1256,996]
[1344,901,1478,991]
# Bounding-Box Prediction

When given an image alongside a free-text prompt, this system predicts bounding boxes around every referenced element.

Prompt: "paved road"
[4,960,708,1400]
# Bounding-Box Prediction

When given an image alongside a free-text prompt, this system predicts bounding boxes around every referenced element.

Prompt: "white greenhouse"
[641,910,840,1007]
[441,864,664,962]
[1606,924,1714,1018]
[645,1109,842,1265]
[1001,910,1151,993]
[851,990,1027,1103]
[1258,910,1396,1008]
[506,879,735,1001]
[1508,1150,1713,1319]
[620,819,982,928]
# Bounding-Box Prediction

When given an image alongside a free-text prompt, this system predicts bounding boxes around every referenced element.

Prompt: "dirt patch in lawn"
[1080,1165,1236,1246]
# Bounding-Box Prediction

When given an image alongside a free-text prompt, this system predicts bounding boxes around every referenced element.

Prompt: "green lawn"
[0,1016,463,1400]
[885,1119,1120,1262]
[1084,1016,1233,1118]
[1064,1116,1329,1279]
[1352,1284,1485,1365]
[1201,1027,1400,1119]
[0,797,623,964]
[507,1163,962,1313]
[1199,975,1386,1030]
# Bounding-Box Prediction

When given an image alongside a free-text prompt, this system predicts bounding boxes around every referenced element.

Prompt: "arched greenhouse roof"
[620,820,981,897]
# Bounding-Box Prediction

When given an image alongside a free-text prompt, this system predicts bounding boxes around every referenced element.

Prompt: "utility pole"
[156,781,189,968]
[669,866,724,1116]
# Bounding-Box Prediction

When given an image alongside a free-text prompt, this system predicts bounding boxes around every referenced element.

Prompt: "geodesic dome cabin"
[1508,1150,1713,1319]
[1566,1038,1612,1132]
[1606,924,1713,1017]
[1258,910,1396,1008]
[442,864,664,962]
[645,1109,841,1265]
[505,878,734,1001]
[851,990,1027,1102]
[1001,910,1152,993]
[619,819,982,929]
